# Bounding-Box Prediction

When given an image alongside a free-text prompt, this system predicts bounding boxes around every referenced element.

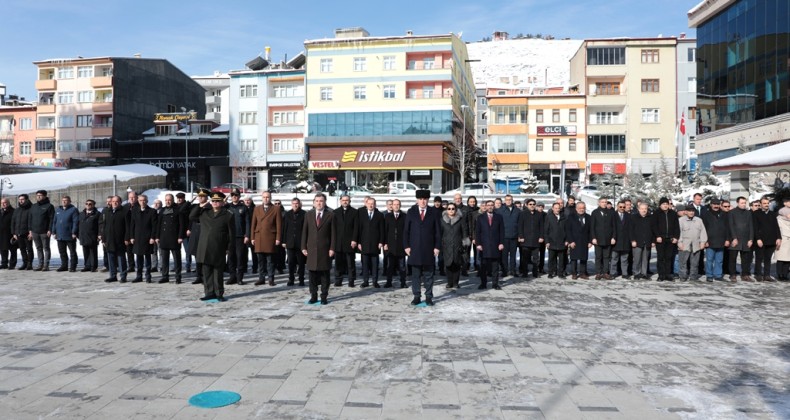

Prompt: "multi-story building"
[570,38,679,178]
[486,86,586,193]
[676,36,698,172]
[303,28,476,192]
[689,0,790,171]
[32,56,206,166]
[193,71,230,125]
[228,52,306,191]
[0,105,37,165]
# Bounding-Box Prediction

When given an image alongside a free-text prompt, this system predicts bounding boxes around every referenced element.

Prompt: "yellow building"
[304,28,476,192]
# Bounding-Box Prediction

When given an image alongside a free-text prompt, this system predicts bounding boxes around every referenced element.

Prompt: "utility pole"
[460,105,468,191]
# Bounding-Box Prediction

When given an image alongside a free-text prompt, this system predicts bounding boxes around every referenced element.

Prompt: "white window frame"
[57,67,74,79]
[239,138,258,152]
[383,56,396,70]
[57,91,74,104]
[239,85,258,98]
[641,138,660,153]
[77,91,93,103]
[77,66,93,78]
[641,108,660,123]
[76,115,93,127]
[423,57,435,70]
[272,111,303,126]
[19,142,32,156]
[19,118,33,130]
[320,58,333,73]
[383,84,396,99]
[320,87,333,101]
[272,138,302,153]
[353,57,367,72]
[239,112,257,125]
[58,115,74,128]
[422,85,434,99]
[353,85,366,100]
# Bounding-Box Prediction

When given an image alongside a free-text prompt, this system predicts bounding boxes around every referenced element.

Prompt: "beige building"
[570,38,679,177]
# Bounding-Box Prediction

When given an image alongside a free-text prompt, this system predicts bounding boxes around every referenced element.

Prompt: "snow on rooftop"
[711,140,790,171]
[3,164,166,195]
[466,38,582,87]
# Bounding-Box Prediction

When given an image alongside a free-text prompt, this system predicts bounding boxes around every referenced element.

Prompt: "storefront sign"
[154,112,197,122]
[308,160,339,170]
[537,126,577,136]
[309,144,444,170]
[410,170,430,176]
[268,161,302,169]
[148,160,197,169]
[549,162,580,169]
[341,150,406,163]
[590,163,626,174]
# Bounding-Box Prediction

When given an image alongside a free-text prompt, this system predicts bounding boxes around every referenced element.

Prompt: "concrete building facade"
[193,72,230,125]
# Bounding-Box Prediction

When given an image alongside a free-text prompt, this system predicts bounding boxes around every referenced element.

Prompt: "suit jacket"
[334,205,359,253]
[301,208,336,271]
[251,204,282,253]
[612,211,632,252]
[155,205,184,250]
[403,205,441,266]
[78,209,100,247]
[357,208,385,255]
[565,213,592,260]
[100,206,127,253]
[753,209,780,243]
[543,212,567,251]
[384,211,406,257]
[590,207,616,245]
[629,213,654,247]
[190,205,235,268]
[130,206,157,255]
[518,209,544,247]
[475,212,504,259]
[0,206,13,251]
[282,209,306,249]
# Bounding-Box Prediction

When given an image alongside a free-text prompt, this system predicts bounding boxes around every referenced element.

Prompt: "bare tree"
[229,151,261,191]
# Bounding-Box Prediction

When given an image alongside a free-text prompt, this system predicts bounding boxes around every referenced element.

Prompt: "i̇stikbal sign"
[341,150,406,163]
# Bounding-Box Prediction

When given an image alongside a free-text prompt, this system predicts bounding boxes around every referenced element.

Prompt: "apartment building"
[32,56,205,166]
[303,28,476,192]
[0,104,37,165]
[676,36,699,172]
[570,38,679,178]
[193,71,230,125]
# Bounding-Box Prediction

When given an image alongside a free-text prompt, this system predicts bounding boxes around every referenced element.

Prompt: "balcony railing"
[406,62,453,70]
[35,79,57,90]
[205,95,221,106]
[406,91,452,99]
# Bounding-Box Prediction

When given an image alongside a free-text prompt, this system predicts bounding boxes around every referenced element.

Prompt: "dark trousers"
[723,248,731,275]
[82,244,98,271]
[135,253,152,280]
[538,243,546,272]
[382,250,390,276]
[754,245,775,277]
[361,253,379,283]
[480,257,500,287]
[160,247,182,280]
[729,249,752,277]
[56,240,78,270]
[548,248,567,276]
[203,264,224,298]
[777,260,789,280]
[102,243,109,269]
[520,246,540,276]
[227,237,247,281]
[594,244,612,275]
[256,252,275,280]
[387,254,407,284]
[126,243,135,270]
[446,262,461,287]
[286,247,306,282]
[182,238,192,270]
[501,238,517,274]
[308,270,330,300]
[410,264,435,299]
[569,259,588,276]
[17,236,33,267]
[334,251,357,284]
[1,244,17,268]
[107,250,128,280]
[274,246,285,271]
[32,232,51,267]
[656,240,675,279]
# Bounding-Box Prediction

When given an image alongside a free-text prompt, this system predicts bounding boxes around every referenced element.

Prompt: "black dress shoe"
[158,278,170,284]
[145,279,152,283]
[384,281,392,288]
[411,297,421,305]
[131,277,142,283]
[320,299,328,305]
[199,295,217,301]
[286,280,295,286]
[80,268,91,272]
[360,281,369,288]
[175,279,182,284]
[478,284,487,290]
[493,285,502,290]
[104,277,117,283]
[17,265,27,270]
[191,279,202,284]
[238,280,245,285]
[400,282,407,288]
[373,282,380,288]
[308,298,318,304]
[57,266,68,272]
[120,278,127,283]
[226,279,238,285]
[254,280,266,286]
[69,268,77,272]
[217,296,227,302]
[425,298,435,306]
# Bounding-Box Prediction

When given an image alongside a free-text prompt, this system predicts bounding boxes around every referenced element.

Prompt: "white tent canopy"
[3,164,166,195]
[711,140,790,172]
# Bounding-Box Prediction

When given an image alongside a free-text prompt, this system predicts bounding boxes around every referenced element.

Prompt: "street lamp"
[0,177,12,199]
[460,104,469,191]
[181,108,194,192]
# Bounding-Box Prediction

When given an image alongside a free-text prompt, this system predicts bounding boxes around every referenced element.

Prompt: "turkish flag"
[679,112,686,136]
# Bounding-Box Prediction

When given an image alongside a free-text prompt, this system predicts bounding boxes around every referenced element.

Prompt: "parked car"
[274,180,299,193]
[346,185,372,196]
[579,184,598,193]
[211,183,252,194]
[387,181,420,195]
[446,183,493,195]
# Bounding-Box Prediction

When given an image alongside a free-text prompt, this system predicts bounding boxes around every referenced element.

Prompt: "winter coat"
[384,211,407,257]
[0,206,13,251]
[281,209,306,249]
[11,200,31,236]
[52,204,79,241]
[475,212,504,259]
[155,205,184,250]
[301,208,336,271]
[250,204,282,253]
[629,213,654,247]
[590,207,617,245]
[357,208,385,255]
[130,206,157,255]
[612,211,631,252]
[190,205,235,268]
[28,197,55,234]
[177,202,192,237]
[653,209,680,241]
[464,205,479,241]
[678,216,708,253]
[727,207,754,251]
[702,210,729,248]
[495,205,521,239]
[100,206,127,253]
[334,205,359,254]
[226,201,250,239]
[565,213,592,260]
[776,215,790,262]
[753,210,781,244]
[78,209,100,247]
[403,205,441,266]
[518,209,545,248]
[440,211,469,267]
[543,212,567,251]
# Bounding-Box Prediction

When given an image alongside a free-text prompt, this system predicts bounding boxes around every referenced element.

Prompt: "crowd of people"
[1,188,789,306]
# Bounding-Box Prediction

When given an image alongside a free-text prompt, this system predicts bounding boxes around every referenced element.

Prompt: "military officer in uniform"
[187,188,210,284]
[190,192,235,301]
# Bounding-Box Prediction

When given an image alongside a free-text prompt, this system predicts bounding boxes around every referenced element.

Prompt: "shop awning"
[711,140,790,172]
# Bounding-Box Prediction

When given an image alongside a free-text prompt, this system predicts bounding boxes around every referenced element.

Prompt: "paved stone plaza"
[0,266,788,419]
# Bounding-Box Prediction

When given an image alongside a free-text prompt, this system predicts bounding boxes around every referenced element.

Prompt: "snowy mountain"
[466,38,583,87]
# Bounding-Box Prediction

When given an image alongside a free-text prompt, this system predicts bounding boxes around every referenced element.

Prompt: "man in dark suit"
[333,195,359,287]
[384,199,407,288]
[225,189,250,285]
[653,197,681,281]
[357,197,385,288]
[187,189,209,284]
[475,200,505,289]
[403,190,441,305]
[518,198,544,279]
[610,200,632,279]
[190,192,235,301]
[630,202,655,280]
[753,196,781,282]
[301,193,336,304]
[590,197,617,279]
[100,195,128,283]
[566,202,592,279]
[544,202,568,279]
[155,194,184,284]
[129,194,157,283]
[282,197,306,286]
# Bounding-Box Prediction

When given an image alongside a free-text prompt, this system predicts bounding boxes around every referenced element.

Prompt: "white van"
[387,181,420,195]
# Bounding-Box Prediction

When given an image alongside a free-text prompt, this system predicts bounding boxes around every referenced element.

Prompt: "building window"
[688,107,697,119]
[353,85,367,100]
[423,57,435,69]
[320,58,333,73]
[240,85,258,98]
[76,140,89,152]
[595,82,620,95]
[641,138,660,153]
[272,84,302,98]
[383,56,395,70]
[19,142,31,155]
[641,108,660,123]
[272,138,302,153]
[569,109,577,122]
[588,134,626,153]
[19,118,33,130]
[641,49,659,63]
[38,116,55,128]
[35,139,55,151]
[552,109,560,122]
[94,116,112,128]
[272,111,303,126]
[688,77,697,92]
[383,84,396,99]
[320,87,333,101]
[491,106,528,124]
[58,141,73,152]
[77,66,93,78]
[687,48,696,62]
[76,115,93,127]
[552,139,560,151]
[239,138,257,152]
[57,91,74,104]
[423,86,434,99]
[489,135,527,153]
[536,139,543,151]
[58,115,74,128]
[57,67,74,79]
[353,57,367,72]
[593,111,620,124]
[239,112,257,125]
[641,79,660,92]
[587,47,626,65]
[569,138,577,151]
[77,91,92,103]
[536,109,543,123]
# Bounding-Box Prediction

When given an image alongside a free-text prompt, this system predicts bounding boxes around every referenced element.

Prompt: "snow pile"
[466,38,583,87]
[4,164,166,195]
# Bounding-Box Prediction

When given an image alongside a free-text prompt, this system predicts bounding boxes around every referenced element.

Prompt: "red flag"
[679,112,686,136]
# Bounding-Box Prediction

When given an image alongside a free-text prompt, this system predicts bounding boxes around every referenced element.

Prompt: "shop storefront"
[531,162,584,195]
[267,161,302,190]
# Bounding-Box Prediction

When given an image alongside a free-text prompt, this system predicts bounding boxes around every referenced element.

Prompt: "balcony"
[92,102,113,113]
[587,94,626,106]
[92,126,112,137]
[406,62,453,70]
[406,91,452,100]
[36,128,56,138]
[37,104,56,114]
[35,79,57,90]
[206,112,221,122]
[205,95,221,106]
[90,76,113,88]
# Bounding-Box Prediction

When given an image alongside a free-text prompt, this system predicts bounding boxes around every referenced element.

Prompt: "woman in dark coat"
[441,204,470,289]
[78,200,101,272]
[565,202,592,279]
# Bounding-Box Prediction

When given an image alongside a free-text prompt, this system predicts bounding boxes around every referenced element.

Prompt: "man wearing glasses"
[720,200,732,276]
[517,199,544,279]
[727,197,754,282]
[702,198,728,282]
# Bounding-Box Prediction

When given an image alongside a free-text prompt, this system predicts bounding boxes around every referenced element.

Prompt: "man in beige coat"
[251,191,282,286]
[677,204,708,281]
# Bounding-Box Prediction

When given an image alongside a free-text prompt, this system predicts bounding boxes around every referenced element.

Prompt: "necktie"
[581,217,584,225]
[620,213,623,221]
[369,212,373,220]
[420,209,425,221]
[316,212,321,226]
[395,213,398,220]
[488,213,493,226]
